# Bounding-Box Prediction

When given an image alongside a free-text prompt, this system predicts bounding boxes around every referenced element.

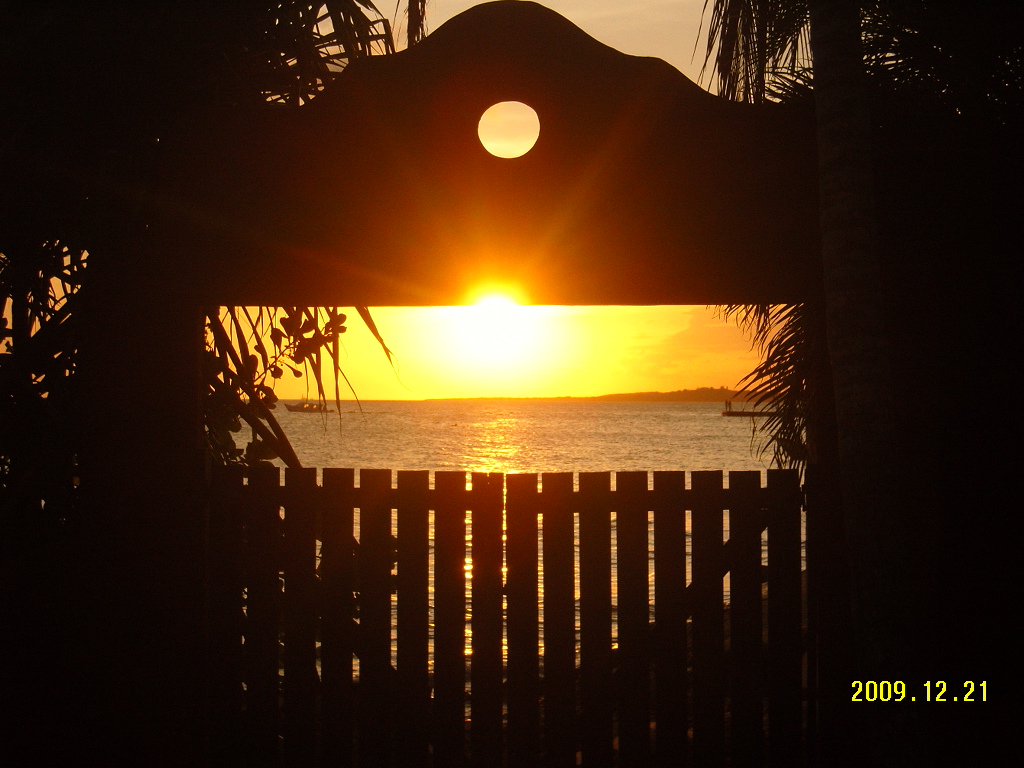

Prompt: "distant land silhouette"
[421,387,753,403]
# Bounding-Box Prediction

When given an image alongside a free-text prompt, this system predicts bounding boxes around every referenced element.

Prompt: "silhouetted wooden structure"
[6,1,1019,766]
[60,7,827,759]
[209,466,804,767]
[156,1,819,307]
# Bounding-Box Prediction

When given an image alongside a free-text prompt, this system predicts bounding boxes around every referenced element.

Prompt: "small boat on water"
[284,401,335,413]
[722,400,779,417]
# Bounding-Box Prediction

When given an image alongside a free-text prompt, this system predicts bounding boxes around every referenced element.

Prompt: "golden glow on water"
[466,414,523,474]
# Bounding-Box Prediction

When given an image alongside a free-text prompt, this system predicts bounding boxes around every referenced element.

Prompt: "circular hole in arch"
[477,101,540,158]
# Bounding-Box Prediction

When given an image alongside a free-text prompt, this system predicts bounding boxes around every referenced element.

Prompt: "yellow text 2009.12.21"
[851,680,988,702]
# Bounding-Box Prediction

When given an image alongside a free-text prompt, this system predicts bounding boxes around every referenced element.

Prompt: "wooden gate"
[206,467,805,767]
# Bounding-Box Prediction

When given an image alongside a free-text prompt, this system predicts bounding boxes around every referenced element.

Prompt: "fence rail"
[207,467,806,767]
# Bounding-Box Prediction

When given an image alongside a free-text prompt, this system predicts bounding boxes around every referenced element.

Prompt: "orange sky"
[271,302,758,401]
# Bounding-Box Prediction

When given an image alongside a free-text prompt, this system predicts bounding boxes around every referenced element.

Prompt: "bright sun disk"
[454,293,541,374]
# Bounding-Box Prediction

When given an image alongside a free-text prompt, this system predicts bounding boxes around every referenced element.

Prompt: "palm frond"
[716,300,831,473]
[700,0,810,103]
[237,0,397,107]
[0,241,87,521]
[203,305,394,468]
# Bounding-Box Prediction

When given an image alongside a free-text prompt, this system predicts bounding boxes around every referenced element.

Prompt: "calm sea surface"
[274,399,771,478]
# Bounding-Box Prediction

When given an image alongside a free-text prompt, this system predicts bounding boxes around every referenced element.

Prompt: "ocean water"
[274,399,772,478]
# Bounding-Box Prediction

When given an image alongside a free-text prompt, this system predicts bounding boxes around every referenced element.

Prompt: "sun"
[455,293,539,366]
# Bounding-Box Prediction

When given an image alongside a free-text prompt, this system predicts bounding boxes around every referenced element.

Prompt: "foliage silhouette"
[0,1,414,525]
[701,3,1021,765]
[703,0,1022,471]
[204,305,394,468]
[0,242,85,543]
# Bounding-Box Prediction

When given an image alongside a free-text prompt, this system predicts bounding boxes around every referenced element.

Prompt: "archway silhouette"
[155,1,820,308]
[63,2,1024,765]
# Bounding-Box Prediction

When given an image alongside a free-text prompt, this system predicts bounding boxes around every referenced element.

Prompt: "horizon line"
[282,386,752,403]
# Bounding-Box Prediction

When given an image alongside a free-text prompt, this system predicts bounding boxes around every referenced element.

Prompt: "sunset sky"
[274,302,758,400]
[412,0,709,81]
[275,1,757,401]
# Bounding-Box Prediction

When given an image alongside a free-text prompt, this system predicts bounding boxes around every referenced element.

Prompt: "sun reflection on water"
[463,416,522,474]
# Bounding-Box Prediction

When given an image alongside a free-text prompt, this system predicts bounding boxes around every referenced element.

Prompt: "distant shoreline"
[284,387,756,404]
[419,387,750,403]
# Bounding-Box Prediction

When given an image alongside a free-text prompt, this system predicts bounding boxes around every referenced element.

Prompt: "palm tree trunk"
[407,0,426,47]
[808,1,919,764]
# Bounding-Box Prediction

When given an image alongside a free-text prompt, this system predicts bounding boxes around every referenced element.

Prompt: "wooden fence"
[206,466,806,767]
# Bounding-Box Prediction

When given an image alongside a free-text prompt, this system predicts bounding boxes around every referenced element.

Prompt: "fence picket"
[243,463,283,767]
[767,469,803,764]
[433,471,469,767]
[396,470,431,767]
[282,467,318,767]
[541,472,576,768]
[691,470,726,766]
[319,468,356,766]
[578,472,614,768]
[616,471,653,766]
[728,471,767,767]
[505,474,541,767]
[355,469,394,766]
[652,471,688,767]
[470,473,505,768]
